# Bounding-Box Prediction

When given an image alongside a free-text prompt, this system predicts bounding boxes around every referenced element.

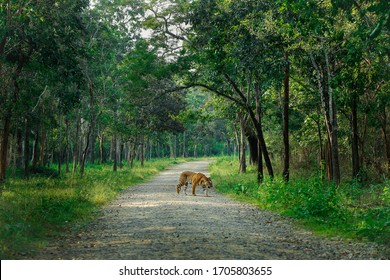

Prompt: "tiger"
[176,171,213,197]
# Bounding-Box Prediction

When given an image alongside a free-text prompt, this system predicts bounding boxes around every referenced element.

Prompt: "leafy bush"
[210,157,389,245]
[258,177,345,221]
[234,184,249,195]
[0,158,182,259]
[383,185,390,204]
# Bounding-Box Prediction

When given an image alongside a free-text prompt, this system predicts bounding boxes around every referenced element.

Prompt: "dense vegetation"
[211,157,389,246]
[0,158,185,259]
[0,0,389,258]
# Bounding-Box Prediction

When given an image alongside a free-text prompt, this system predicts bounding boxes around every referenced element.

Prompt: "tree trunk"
[253,74,273,180]
[118,139,123,169]
[85,70,95,165]
[249,111,273,178]
[325,135,332,181]
[194,143,197,157]
[65,118,70,173]
[110,136,115,163]
[80,125,91,177]
[31,130,39,173]
[238,112,246,173]
[247,134,258,165]
[310,50,340,185]
[99,131,104,164]
[255,80,263,183]
[15,128,23,168]
[72,115,80,174]
[169,134,176,159]
[182,132,187,157]
[89,128,95,164]
[57,116,62,176]
[23,118,30,179]
[140,134,145,167]
[0,115,11,183]
[359,112,368,168]
[112,134,117,172]
[282,51,290,182]
[130,142,136,169]
[351,92,360,178]
[380,107,390,177]
[325,48,340,185]
[316,108,325,179]
[39,129,46,167]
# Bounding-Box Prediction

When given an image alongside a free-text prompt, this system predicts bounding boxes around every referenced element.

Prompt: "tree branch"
[149,8,189,43]
[223,73,249,107]
[161,83,246,107]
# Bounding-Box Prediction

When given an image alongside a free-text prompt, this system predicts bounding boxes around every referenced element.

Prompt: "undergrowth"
[210,157,390,246]
[0,158,185,259]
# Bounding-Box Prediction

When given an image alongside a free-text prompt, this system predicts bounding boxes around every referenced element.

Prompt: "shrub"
[0,158,183,259]
[211,157,389,245]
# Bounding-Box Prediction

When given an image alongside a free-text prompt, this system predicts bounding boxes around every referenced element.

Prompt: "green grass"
[210,157,390,246]
[0,158,186,259]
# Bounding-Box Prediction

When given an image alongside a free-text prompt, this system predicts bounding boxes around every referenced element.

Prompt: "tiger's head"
[201,176,213,189]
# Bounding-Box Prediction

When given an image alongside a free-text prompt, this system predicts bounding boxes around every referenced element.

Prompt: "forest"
[0,0,389,257]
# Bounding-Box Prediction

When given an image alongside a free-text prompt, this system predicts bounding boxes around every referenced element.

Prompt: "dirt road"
[37,160,387,259]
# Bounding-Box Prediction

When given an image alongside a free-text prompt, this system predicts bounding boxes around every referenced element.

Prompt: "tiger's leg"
[184,182,189,195]
[192,177,199,196]
[176,183,182,194]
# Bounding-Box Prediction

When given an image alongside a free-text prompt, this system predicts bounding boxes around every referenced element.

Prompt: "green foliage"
[383,185,390,204]
[210,157,260,203]
[210,157,390,245]
[258,177,344,220]
[0,158,182,259]
[234,184,249,195]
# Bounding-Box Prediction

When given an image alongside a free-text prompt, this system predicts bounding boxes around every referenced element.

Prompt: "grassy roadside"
[209,157,390,246]
[0,158,186,259]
